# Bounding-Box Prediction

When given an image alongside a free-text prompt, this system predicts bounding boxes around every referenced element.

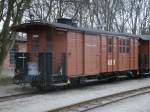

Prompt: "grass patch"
[0,74,13,85]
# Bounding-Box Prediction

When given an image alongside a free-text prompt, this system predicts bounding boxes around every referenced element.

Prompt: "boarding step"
[142,73,149,75]
[140,72,150,76]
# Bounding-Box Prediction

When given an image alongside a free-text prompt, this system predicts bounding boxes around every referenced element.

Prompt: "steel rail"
[0,91,39,102]
[48,86,150,112]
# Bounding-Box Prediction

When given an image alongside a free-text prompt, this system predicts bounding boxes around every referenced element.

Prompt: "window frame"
[32,34,39,53]
[119,38,130,54]
[107,37,113,53]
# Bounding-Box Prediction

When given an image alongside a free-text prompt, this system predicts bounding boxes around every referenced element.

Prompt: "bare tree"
[0,0,31,72]
[138,0,150,34]
[24,0,150,34]
[114,0,129,32]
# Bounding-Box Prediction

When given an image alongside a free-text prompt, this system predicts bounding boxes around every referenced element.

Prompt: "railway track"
[0,92,39,102]
[49,86,150,112]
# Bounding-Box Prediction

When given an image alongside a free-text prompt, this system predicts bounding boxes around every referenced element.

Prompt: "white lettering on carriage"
[108,59,116,66]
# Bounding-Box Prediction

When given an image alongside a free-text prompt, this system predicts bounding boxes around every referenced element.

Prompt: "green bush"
[0,75,13,85]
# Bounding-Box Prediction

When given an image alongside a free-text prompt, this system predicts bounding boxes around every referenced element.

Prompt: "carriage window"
[126,46,129,53]
[119,39,130,53]
[126,39,130,53]
[107,38,113,52]
[32,34,39,53]
[46,30,52,52]
[119,39,122,53]
[123,39,126,53]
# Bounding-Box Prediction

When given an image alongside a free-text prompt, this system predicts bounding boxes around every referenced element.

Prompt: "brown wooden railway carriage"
[12,18,139,89]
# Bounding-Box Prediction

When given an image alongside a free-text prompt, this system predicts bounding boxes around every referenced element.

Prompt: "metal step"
[116,75,128,78]
[141,73,149,75]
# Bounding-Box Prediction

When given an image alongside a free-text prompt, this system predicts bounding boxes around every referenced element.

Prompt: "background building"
[2,37,27,76]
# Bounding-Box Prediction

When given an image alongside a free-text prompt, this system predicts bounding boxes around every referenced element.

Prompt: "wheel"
[70,78,80,87]
[35,80,53,91]
[13,75,24,85]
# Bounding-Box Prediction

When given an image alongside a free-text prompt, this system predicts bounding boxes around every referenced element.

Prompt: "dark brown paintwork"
[139,39,150,70]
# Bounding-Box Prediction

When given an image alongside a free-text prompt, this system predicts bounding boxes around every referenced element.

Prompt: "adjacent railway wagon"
[139,35,150,74]
[11,18,148,90]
